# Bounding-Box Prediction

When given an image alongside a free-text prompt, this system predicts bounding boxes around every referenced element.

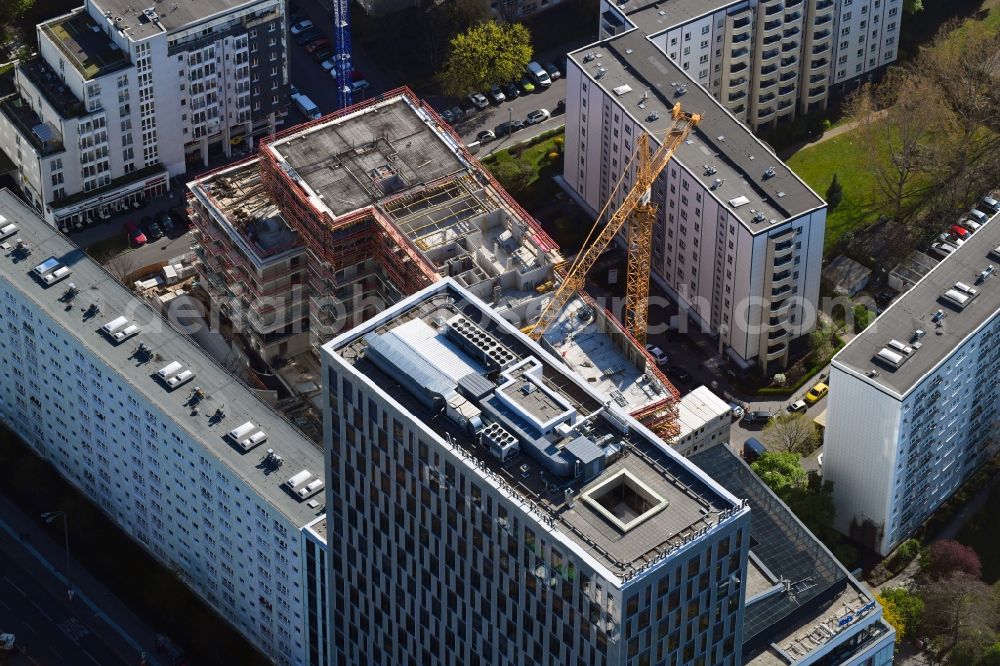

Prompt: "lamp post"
[41,511,72,601]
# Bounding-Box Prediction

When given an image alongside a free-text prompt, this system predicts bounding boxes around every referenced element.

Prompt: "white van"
[292,93,321,120]
[526,61,551,88]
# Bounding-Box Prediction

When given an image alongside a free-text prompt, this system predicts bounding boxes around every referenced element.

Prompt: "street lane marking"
[3,575,26,597]
[83,648,101,665]
[0,597,9,610]
[29,599,53,622]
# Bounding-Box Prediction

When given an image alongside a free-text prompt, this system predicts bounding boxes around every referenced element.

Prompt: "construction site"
[188,87,681,442]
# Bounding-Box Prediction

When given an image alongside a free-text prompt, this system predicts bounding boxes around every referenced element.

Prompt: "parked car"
[950,224,970,239]
[467,92,489,110]
[526,108,550,125]
[666,366,692,383]
[787,399,807,413]
[293,28,321,45]
[959,217,981,232]
[728,402,745,420]
[447,106,464,123]
[169,206,193,230]
[320,58,336,72]
[982,195,1000,213]
[487,85,506,105]
[476,130,496,144]
[543,62,562,81]
[289,83,300,96]
[350,79,370,92]
[494,119,525,137]
[312,47,334,63]
[742,437,766,463]
[305,37,330,53]
[526,61,552,88]
[929,242,957,258]
[742,410,774,426]
[160,212,176,235]
[969,208,990,224]
[803,382,829,405]
[503,82,521,100]
[938,232,964,247]
[289,19,313,35]
[125,221,146,246]
[146,220,164,240]
[440,108,457,123]
[519,77,536,94]
[644,344,668,366]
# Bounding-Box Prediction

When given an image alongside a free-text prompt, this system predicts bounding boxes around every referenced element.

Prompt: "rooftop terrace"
[623,0,740,35]
[570,30,824,230]
[0,188,325,527]
[0,94,65,156]
[19,58,86,119]
[40,9,130,81]
[328,280,742,578]
[834,209,1000,396]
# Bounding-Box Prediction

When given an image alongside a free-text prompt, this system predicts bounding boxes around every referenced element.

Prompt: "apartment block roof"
[0,189,325,527]
[327,279,745,581]
[570,29,824,231]
[90,0,267,37]
[40,8,130,80]
[622,0,742,36]
[834,210,1000,397]
[675,386,730,437]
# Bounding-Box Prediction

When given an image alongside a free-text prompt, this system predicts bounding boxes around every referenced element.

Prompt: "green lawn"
[481,129,565,211]
[785,133,883,251]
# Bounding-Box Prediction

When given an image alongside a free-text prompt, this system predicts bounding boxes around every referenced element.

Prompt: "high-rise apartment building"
[598,0,900,130]
[0,188,326,665]
[564,32,827,371]
[323,279,752,665]
[0,0,287,231]
[826,209,1000,555]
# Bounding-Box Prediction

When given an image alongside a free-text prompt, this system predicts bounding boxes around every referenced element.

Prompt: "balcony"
[811,42,830,55]
[763,33,782,46]
[816,0,834,9]
[769,314,790,327]
[780,70,798,82]
[771,299,792,316]
[786,0,802,6]
[732,16,751,29]
[809,73,826,83]
[771,284,792,299]
[810,58,829,71]
[764,2,785,16]
[767,329,790,346]
[781,40,799,53]
[771,271,794,289]
[777,99,795,111]
[778,84,796,98]
[731,47,751,59]
[759,78,777,90]
[773,238,794,252]
[728,90,747,102]
[729,76,749,87]
[807,85,827,100]
[766,343,788,361]
[731,61,749,73]
[780,55,799,68]
[732,32,751,43]
[757,106,776,121]
[760,63,778,76]
[783,26,801,38]
[761,48,780,62]
[815,13,833,25]
[784,10,802,21]
[813,29,832,41]
[731,104,746,115]
[758,92,777,104]
[763,19,782,32]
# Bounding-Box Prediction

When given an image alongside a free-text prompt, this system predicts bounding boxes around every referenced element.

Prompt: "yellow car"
[803,382,829,405]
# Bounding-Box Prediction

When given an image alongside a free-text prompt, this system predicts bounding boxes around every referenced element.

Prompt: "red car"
[124,221,146,246]
[304,38,330,54]
[950,224,970,238]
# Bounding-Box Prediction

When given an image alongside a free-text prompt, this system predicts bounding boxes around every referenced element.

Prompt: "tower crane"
[527,103,701,344]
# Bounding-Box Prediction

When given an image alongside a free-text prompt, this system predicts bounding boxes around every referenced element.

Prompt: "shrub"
[922,539,982,580]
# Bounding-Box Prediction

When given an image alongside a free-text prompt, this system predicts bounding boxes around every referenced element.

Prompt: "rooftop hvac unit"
[227,421,268,452]
[0,223,18,241]
[445,315,517,370]
[481,421,519,463]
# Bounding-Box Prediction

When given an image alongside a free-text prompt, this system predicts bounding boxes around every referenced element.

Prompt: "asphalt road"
[0,541,131,666]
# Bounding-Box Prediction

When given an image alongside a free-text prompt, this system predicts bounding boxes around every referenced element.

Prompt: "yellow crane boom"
[527,103,701,342]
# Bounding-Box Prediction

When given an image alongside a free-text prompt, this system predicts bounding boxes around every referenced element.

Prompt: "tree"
[490,159,535,198]
[923,539,982,580]
[877,587,925,641]
[0,0,33,22]
[438,21,533,98]
[903,0,923,15]
[920,573,999,654]
[847,69,938,223]
[807,327,835,366]
[751,452,806,496]
[761,413,819,455]
[825,173,843,209]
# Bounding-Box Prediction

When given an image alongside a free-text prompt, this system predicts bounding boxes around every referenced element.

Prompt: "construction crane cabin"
[527,103,702,345]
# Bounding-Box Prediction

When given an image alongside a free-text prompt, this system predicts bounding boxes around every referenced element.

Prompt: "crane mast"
[527,104,701,343]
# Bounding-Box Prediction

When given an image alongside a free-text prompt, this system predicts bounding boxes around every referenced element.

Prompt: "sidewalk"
[0,491,162,666]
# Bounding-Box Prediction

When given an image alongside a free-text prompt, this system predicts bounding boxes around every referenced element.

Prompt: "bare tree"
[761,413,819,455]
[920,573,999,655]
[103,251,140,284]
[907,21,1000,209]
[848,68,940,223]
